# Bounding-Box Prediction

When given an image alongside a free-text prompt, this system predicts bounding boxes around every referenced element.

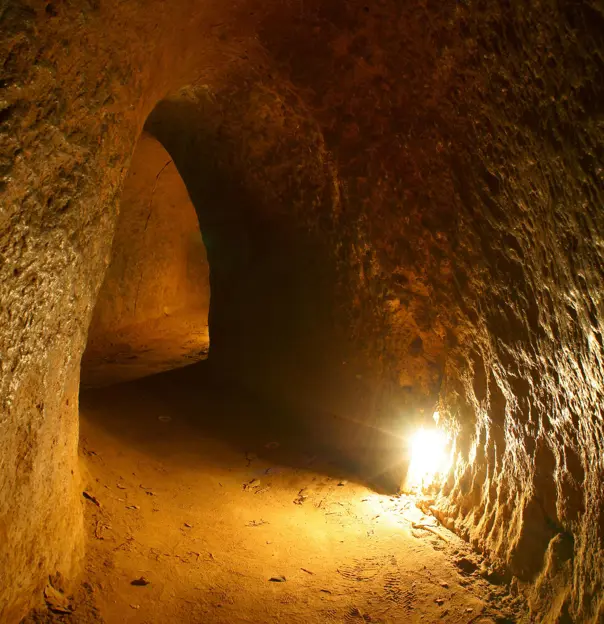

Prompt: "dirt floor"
[26,366,528,623]
[80,311,209,388]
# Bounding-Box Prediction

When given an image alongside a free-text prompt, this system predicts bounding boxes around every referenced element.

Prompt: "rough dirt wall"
[1,0,603,621]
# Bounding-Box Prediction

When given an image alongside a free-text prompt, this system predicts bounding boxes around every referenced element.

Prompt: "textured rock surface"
[1,0,603,621]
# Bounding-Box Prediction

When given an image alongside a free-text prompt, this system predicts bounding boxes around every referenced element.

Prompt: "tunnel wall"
[1,0,603,621]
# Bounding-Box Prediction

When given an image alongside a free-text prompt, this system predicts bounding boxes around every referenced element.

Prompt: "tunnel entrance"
[72,92,504,622]
[81,132,210,388]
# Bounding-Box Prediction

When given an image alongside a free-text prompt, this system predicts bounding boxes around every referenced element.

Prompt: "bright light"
[404,427,450,492]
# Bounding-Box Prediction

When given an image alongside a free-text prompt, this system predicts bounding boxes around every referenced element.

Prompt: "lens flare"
[405,427,450,492]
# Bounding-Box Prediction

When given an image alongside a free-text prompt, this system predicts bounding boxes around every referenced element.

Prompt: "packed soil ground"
[26,365,528,623]
[80,311,209,388]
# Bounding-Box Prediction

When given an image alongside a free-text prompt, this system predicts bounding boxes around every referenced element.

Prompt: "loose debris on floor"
[28,382,529,623]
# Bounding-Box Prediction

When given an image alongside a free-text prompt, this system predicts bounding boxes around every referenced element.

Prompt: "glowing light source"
[405,427,450,492]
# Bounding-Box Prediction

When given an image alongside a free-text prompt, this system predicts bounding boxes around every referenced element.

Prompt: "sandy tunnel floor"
[58,372,527,624]
[80,311,209,389]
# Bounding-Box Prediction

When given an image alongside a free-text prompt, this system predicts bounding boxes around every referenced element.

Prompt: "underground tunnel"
[1,1,603,623]
[81,129,211,388]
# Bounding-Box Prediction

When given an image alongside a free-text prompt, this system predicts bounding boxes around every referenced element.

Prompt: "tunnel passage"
[2,0,604,622]
[84,85,424,491]
[137,88,435,489]
[81,132,211,387]
[141,92,338,398]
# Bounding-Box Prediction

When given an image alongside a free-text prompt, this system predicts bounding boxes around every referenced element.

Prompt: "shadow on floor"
[79,361,408,494]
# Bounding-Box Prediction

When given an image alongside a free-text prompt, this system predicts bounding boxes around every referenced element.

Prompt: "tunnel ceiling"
[1,0,604,622]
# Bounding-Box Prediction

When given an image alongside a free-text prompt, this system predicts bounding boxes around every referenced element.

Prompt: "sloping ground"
[29,371,525,623]
[81,311,209,388]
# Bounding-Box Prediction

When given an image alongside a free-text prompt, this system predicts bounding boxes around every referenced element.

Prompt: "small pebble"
[131,577,150,586]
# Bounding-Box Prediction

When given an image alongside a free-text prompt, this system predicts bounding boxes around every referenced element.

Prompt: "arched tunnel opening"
[81,129,211,388]
[2,1,604,623]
